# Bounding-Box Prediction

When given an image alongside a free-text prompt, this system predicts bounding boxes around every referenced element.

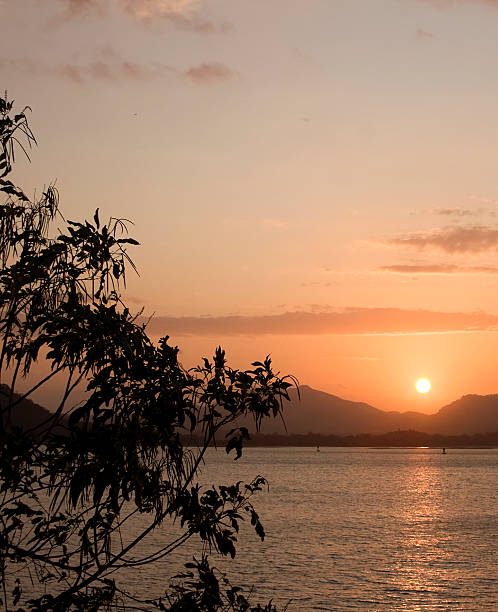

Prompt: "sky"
[3,0,498,414]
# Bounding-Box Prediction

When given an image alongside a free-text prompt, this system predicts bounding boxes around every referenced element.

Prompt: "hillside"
[257,385,498,435]
[3,382,497,437]
[0,384,53,431]
[432,394,498,434]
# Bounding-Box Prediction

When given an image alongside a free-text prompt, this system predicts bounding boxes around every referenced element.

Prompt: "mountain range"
[2,383,497,436]
[258,385,498,436]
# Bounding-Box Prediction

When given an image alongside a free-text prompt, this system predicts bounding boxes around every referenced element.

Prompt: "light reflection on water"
[177,447,498,611]
[18,448,498,610]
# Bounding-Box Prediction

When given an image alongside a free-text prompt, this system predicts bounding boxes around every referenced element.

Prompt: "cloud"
[144,307,498,337]
[416,28,434,38]
[0,57,38,75]
[416,0,498,8]
[54,0,231,33]
[120,0,232,32]
[57,0,198,16]
[168,15,232,33]
[468,194,498,205]
[56,0,106,17]
[118,0,200,18]
[379,263,498,274]
[431,208,475,217]
[427,207,494,219]
[1,54,231,86]
[183,62,233,84]
[385,226,498,253]
[1,55,176,83]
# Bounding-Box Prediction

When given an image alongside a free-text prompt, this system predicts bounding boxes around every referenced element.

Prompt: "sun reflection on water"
[385,456,462,609]
[56,448,496,611]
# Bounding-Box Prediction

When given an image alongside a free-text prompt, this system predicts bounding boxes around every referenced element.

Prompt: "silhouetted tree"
[0,95,295,611]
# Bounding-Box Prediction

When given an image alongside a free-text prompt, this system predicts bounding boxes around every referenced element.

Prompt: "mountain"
[257,385,498,436]
[0,384,53,431]
[432,394,498,435]
[2,382,497,436]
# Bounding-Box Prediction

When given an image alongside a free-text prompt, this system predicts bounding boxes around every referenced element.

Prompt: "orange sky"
[4,0,498,414]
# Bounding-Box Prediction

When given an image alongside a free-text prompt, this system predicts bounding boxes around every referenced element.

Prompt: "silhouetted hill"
[0,384,53,431]
[2,383,497,437]
[432,394,498,434]
[257,385,498,435]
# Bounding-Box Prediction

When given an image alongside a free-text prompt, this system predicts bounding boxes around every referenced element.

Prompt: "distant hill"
[257,385,498,436]
[0,384,53,431]
[432,394,498,434]
[2,382,497,437]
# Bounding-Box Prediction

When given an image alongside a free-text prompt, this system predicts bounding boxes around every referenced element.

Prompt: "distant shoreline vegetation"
[184,430,498,449]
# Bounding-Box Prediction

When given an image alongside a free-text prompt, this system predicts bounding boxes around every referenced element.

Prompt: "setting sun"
[415,378,432,394]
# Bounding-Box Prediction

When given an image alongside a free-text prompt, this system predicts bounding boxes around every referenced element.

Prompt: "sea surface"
[14,447,498,611]
[122,447,498,611]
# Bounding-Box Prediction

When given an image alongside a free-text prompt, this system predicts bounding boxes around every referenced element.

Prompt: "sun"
[415,378,431,393]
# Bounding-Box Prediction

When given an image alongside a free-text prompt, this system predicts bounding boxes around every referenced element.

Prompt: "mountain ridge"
[2,383,497,436]
[256,385,498,435]
[0,384,53,431]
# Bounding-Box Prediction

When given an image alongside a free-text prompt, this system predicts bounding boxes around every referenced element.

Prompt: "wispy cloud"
[118,0,200,18]
[183,62,233,84]
[0,57,38,74]
[145,307,498,337]
[164,14,232,33]
[119,0,232,32]
[0,56,175,83]
[379,263,498,274]
[301,281,336,287]
[416,28,434,38]
[468,194,498,205]
[1,54,232,86]
[62,60,176,82]
[53,0,108,19]
[385,226,498,253]
[416,0,498,9]
[56,0,106,17]
[55,0,231,33]
[58,0,198,17]
[429,206,494,217]
[431,207,475,217]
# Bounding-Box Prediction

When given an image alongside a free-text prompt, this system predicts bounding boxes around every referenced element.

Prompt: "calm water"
[122,447,498,611]
[16,447,498,610]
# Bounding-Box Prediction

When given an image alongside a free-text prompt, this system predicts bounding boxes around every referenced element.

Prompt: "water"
[122,447,498,611]
[14,447,498,610]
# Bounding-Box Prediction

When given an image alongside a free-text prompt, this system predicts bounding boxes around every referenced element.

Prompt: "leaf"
[251,510,265,541]
[117,238,139,245]
[225,435,243,460]
[68,404,90,426]
[12,581,21,606]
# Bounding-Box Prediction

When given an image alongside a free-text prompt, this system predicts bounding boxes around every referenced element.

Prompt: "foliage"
[0,94,296,611]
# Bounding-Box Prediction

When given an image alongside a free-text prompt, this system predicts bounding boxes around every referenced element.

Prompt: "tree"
[0,95,296,611]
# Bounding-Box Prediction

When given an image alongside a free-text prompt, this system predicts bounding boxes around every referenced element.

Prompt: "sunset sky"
[3,0,498,414]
